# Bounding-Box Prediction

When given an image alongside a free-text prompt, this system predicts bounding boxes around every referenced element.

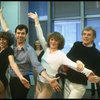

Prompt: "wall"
[1,1,28,34]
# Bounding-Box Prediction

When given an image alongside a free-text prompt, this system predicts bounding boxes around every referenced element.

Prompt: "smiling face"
[0,37,8,50]
[15,24,28,45]
[35,40,41,49]
[47,32,65,50]
[49,37,59,50]
[82,30,95,46]
[15,29,27,44]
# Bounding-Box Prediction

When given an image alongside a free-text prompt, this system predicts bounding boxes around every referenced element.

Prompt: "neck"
[83,43,93,47]
[17,42,25,49]
[49,48,57,53]
[17,41,25,46]
[0,46,8,52]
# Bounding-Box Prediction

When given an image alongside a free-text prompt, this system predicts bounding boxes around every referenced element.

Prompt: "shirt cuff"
[81,68,92,77]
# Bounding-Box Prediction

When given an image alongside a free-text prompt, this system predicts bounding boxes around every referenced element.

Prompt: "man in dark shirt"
[64,26,100,99]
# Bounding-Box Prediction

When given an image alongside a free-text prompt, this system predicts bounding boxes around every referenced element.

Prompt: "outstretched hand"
[88,73,100,83]
[20,77,31,88]
[48,76,61,92]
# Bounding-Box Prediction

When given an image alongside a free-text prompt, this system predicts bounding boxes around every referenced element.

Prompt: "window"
[52,1,80,18]
[85,1,100,15]
[54,20,81,53]
[86,18,100,50]
[28,1,48,46]
[29,1,48,20]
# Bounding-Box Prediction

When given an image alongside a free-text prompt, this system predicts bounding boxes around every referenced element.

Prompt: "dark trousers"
[91,83,100,98]
[9,75,30,99]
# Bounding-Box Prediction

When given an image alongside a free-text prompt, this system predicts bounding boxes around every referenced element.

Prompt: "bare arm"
[8,55,30,88]
[0,8,9,32]
[40,70,61,92]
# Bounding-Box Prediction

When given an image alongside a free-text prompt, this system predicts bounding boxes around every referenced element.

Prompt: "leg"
[9,75,30,99]
[0,80,6,99]
[96,83,100,98]
[35,81,53,99]
[67,81,86,99]
[37,88,52,99]
[34,81,41,98]
[51,77,64,99]
[91,83,95,99]
[64,79,71,98]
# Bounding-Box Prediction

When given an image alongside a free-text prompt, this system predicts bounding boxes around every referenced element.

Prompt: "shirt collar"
[83,43,93,47]
[14,42,28,51]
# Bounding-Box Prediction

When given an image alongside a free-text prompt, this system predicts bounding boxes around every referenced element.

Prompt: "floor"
[27,88,99,99]
[6,86,99,99]
[82,89,99,99]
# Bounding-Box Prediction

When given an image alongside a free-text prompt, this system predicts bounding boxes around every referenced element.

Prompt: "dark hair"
[0,31,15,46]
[47,32,65,50]
[15,24,28,34]
[33,40,43,50]
[82,26,96,38]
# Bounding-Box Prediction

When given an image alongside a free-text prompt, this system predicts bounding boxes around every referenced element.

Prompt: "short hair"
[15,24,28,34]
[0,31,15,46]
[47,32,65,50]
[82,26,96,38]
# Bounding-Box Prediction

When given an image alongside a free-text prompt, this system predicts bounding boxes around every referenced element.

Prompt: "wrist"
[81,68,92,77]
[35,23,40,27]
[18,75,23,80]
[0,15,4,20]
[34,18,40,26]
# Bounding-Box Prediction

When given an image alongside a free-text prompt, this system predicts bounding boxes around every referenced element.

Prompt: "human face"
[82,30,95,46]
[49,38,59,50]
[0,38,8,49]
[15,29,27,44]
[35,40,41,50]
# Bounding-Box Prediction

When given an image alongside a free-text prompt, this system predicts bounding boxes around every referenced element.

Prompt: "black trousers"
[9,75,30,99]
[91,83,100,98]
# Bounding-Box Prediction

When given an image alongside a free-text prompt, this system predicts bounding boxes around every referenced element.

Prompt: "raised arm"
[0,8,9,32]
[28,12,47,51]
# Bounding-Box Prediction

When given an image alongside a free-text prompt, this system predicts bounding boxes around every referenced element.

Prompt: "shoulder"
[26,44,34,50]
[26,44,36,54]
[5,47,14,55]
[6,47,13,52]
[74,41,82,45]
[94,48,100,54]
[72,41,82,47]
[41,50,44,54]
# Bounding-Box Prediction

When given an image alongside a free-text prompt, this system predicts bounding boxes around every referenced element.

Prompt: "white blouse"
[35,24,92,83]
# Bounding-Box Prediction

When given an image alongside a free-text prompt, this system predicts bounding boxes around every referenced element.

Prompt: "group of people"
[0,8,60,99]
[28,12,100,99]
[0,8,100,99]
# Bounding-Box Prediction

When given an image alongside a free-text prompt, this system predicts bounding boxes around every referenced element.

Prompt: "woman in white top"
[28,12,95,99]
